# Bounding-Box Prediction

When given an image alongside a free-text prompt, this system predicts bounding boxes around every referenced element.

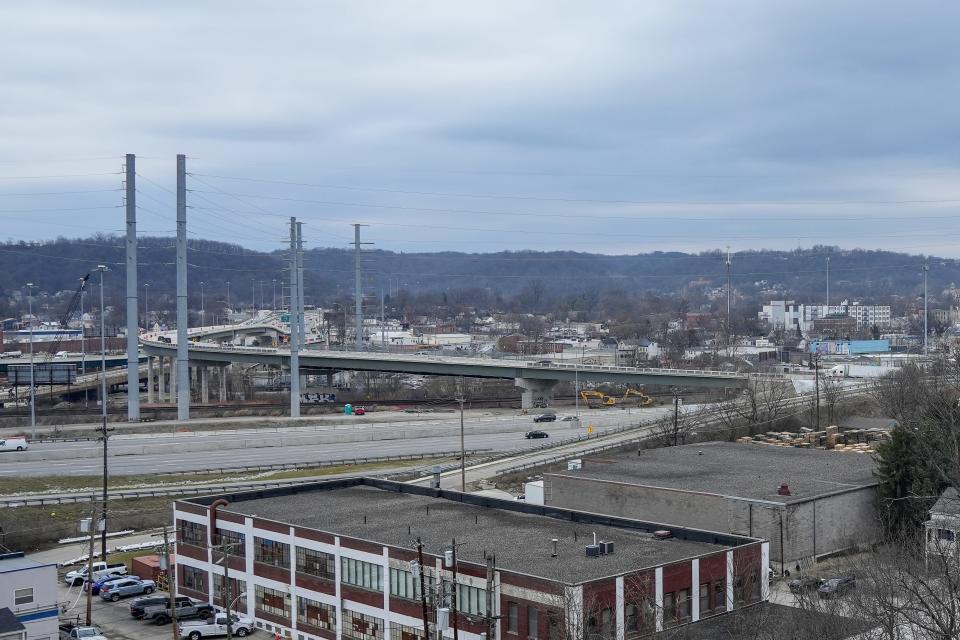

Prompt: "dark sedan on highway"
[525,430,549,439]
[533,413,556,423]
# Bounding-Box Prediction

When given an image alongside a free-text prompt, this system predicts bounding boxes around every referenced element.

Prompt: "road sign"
[9,363,77,385]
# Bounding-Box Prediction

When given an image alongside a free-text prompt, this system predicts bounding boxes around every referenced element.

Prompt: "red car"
[354,406,366,415]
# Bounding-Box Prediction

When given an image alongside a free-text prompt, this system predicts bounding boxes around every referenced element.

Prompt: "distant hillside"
[0,236,952,321]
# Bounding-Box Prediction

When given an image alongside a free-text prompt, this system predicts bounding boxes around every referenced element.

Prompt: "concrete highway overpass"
[141,334,748,407]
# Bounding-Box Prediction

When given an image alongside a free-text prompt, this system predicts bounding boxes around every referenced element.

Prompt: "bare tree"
[714,378,792,440]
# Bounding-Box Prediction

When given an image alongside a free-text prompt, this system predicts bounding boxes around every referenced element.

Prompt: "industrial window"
[297,596,335,632]
[390,567,434,601]
[341,607,383,640]
[213,574,246,610]
[181,566,206,592]
[255,584,290,618]
[390,621,426,640]
[457,583,487,616]
[14,587,33,605]
[750,570,761,602]
[507,602,519,633]
[341,557,383,592]
[254,536,290,569]
[699,584,710,617]
[713,580,725,611]
[215,527,245,549]
[599,608,613,639]
[297,547,336,580]
[527,606,539,639]
[939,528,957,542]
[676,589,690,621]
[178,520,206,547]
[662,593,676,628]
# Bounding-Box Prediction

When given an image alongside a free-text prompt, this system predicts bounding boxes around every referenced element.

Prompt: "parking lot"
[58,582,178,640]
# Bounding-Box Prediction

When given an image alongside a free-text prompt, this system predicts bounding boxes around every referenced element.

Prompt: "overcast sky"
[1,1,958,256]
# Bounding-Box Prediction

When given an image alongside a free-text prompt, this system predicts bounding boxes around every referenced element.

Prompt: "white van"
[0,438,28,452]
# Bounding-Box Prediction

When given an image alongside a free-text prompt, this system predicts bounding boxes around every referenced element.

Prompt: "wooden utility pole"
[223,538,233,640]
[485,554,496,640]
[85,505,96,626]
[163,527,178,639]
[417,538,430,640]
[451,539,459,640]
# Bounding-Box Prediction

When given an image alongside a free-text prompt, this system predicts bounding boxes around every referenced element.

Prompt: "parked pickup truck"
[58,622,108,640]
[64,562,128,586]
[178,613,255,639]
[134,595,214,625]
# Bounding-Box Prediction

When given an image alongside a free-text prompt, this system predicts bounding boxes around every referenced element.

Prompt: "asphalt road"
[0,408,668,476]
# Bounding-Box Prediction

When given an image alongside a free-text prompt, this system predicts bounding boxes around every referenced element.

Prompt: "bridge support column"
[219,366,227,403]
[158,357,166,403]
[169,360,177,405]
[515,378,558,410]
[200,366,209,404]
[146,357,155,404]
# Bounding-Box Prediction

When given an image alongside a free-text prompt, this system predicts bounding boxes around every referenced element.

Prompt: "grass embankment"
[1,457,444,496]
[0,457,451,552]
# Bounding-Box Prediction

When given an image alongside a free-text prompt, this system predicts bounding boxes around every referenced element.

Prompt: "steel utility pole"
[458,377,466,491]
[825,256,830,308]
[352,223,372,350]
[725,246,733,348]
[25,283,36,439]
[672,390,681,446]
[200,282,205,329]
[143,283,150,331]
[923,264,929,357]
[272,279,277,310]
[96,264,111,558]
[84,507,97,625]
[297,222,305,344]
[176,154,189,421]
[451,540,459,640]
[289,218,301,418]
[125,154,139,422]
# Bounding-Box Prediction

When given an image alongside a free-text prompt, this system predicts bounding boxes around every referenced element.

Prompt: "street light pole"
[96,265,110,559]
[25,283,36,439]
[272,279,277,311]
[80,280,88,408]
[143,283,150,331]
[923,264,929,357]
[200,282,205,330]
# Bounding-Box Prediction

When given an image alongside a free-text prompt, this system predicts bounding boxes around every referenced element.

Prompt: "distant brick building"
[174,478,768,640]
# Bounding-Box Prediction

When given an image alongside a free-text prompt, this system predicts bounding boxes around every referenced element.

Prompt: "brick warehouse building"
[173,478,769,640]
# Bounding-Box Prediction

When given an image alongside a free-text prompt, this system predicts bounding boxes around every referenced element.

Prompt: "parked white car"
[0,437,28,452]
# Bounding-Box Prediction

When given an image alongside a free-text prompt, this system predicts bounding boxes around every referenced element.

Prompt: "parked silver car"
[100,577,156,601]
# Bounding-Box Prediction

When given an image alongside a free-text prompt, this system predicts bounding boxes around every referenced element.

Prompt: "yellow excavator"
[580,388,654,408]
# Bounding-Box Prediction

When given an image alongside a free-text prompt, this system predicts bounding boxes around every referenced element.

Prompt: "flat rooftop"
[0,552,52,572]
[553,442,878,503]
[187,479,754,584]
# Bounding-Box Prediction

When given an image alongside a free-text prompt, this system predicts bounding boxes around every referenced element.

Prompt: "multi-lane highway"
[0,407,671,476]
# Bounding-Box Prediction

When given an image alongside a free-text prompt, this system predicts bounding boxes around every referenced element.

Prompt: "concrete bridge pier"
[218,365,227,403]
[146,356,155,404]
[200,366,210,404]
[515,377,558,410]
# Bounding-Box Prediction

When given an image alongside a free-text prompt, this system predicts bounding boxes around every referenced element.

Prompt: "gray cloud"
[0,1,958,256]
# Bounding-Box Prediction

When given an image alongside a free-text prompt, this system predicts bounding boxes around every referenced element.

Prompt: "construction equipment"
[580,390,615,408]
[580,388,653,408]
[43,273,90,360]
[621,387,654,407]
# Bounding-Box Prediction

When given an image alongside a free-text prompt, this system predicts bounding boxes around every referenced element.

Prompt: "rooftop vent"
[585,544,601,558]
[777,484,791,496]
[653,530,673,540]
[601,541,614,555]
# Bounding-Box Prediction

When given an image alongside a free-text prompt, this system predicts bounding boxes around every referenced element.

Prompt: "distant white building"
[759,300,891,333]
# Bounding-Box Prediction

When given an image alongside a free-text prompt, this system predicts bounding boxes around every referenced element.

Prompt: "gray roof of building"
[210,482,737,584]
[551,442,878,503]
[0,608,25,634]
[0,552,50,573]
[931,487,960,517]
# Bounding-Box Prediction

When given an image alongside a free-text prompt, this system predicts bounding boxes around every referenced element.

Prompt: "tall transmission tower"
[352,224,372,350]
